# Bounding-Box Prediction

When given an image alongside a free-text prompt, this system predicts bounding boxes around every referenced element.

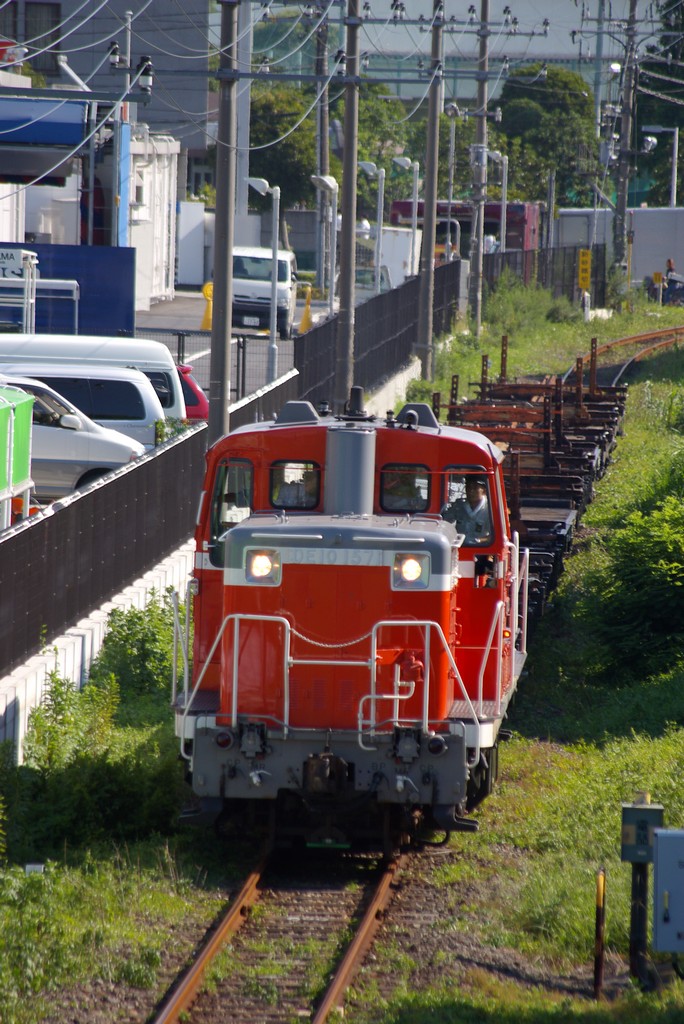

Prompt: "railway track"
[149,851,405,1024]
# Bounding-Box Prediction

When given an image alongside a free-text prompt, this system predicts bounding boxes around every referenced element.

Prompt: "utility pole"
[235,0,253,225]
[469,0,489,337]
[335,0,360,412]
[592,0,606,138]
[613,0,637,270]
[315,14,330,292]
[416,0,443,381]
[208,0,238,445]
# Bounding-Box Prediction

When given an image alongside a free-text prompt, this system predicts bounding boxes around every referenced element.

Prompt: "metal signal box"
[621,800,664,863]
[653,830,684,953]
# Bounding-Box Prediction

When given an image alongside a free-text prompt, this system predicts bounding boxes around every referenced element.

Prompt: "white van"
[0,374,145,501]
[232,246,298,339]
[0,363,165,449]
[0,334,186,421]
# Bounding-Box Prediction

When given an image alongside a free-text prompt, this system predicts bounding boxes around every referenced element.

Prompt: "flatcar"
[176,388,529,849]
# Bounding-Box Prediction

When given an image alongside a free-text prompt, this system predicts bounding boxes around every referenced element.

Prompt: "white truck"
[231,246,298,339]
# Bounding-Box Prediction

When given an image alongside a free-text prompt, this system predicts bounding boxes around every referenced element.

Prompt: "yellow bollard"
[298,284,313,334]
[201,281,213,330]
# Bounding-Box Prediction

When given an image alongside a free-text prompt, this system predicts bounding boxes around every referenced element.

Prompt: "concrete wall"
[0,540,194,763]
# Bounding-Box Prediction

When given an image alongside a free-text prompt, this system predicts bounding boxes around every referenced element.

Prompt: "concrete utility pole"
[315,17,330,291]
[613,0,638,270]
[335,0,360,412]
[235,0,253,224]
[416,0,443,381]
[208,0,238,445]
[469,0,489,337]
[593,0,606,139]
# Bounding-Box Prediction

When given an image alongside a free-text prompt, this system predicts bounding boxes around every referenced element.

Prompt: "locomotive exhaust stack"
[324,422,376,517]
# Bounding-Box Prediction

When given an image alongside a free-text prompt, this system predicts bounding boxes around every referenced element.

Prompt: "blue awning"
[0,96,88,145]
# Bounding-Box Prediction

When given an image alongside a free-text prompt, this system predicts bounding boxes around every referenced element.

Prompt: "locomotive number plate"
[283,547,383,566]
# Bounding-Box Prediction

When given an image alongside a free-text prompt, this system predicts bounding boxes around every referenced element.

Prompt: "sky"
[348,1,664,104]
[358,1,657,62]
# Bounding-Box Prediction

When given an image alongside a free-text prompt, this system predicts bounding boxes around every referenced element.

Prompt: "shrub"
[545,296,581,323]
[88,591,180,700]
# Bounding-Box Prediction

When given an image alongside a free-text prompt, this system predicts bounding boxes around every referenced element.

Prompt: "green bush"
[579,496,684,678]
[2,593,189,862]
[88,591,180,700]
[545,296,581,323]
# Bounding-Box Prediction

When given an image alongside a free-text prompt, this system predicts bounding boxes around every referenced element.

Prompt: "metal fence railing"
[0,425,207,678]
[484,244,607,308]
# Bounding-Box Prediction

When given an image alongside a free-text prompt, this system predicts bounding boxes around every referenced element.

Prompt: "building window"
[25,3,60,75]
[0,2,18,41]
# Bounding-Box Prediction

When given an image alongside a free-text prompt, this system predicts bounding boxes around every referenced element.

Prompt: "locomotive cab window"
[271,461,320,510]
[209,458,253,566]
[381,464,430,513]
[442,470,492,546]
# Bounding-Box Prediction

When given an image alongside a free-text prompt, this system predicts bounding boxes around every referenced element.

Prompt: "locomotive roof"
[217,399,503,466]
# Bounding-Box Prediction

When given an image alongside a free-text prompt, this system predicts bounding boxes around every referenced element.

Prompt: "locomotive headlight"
[393,553,430,589]
[245,548,281,585]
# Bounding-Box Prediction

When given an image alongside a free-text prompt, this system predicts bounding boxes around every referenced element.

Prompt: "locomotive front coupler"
[392,727,422,763]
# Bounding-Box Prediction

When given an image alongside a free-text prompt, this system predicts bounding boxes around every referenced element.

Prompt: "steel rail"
[586,324,684,359]
[562,325,684,385]
[610,337,684,385]
[149,854,268,1024]
[311,856,404,1024]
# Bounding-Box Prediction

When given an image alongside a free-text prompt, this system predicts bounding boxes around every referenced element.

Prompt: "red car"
[177,364,208,420]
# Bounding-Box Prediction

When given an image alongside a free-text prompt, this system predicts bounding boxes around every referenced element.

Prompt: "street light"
[359,161,385,295]
[444,103,461,262]
[393,156,420,275]
[311,174,339,317]
[642,125,679,207]
[248,176,280,382]
[488,150,509,254]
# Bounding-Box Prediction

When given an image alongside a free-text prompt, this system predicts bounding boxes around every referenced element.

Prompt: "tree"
[497,64,597,205]
[249,82,318,209]
[329,82,409,218]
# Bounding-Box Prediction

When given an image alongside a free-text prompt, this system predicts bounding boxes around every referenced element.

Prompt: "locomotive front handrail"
[364,619,481,764]
[507,530,529,656]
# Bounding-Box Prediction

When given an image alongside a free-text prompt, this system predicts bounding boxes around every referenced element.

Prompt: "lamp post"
[393,156,420,275]
[311,174,339,317]
[488,150,508,253]
[642,125,679,207]
[248,177,280,382]
[445,103,461,261]
[359,161,385,294]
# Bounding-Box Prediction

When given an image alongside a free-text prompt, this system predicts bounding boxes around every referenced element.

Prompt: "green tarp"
[0,384,33,495]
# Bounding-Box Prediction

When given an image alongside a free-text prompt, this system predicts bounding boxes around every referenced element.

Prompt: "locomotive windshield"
[441,470,492,546]
[271,461,320,510]
[209,458,253,566]
[381,464,430,512]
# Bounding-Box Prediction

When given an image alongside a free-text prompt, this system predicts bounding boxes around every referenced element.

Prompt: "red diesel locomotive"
[176,388,529,848]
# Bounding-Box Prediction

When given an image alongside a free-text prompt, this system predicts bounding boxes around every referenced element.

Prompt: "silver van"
[0,374,145,501]
[232,246,298,339]
[0,334,186,421]
[0,363,165,449]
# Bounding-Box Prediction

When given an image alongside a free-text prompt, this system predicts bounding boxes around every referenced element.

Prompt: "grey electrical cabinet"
[653,829,684,953]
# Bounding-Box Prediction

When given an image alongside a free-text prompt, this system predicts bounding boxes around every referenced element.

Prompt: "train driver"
[442,476,492,545]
